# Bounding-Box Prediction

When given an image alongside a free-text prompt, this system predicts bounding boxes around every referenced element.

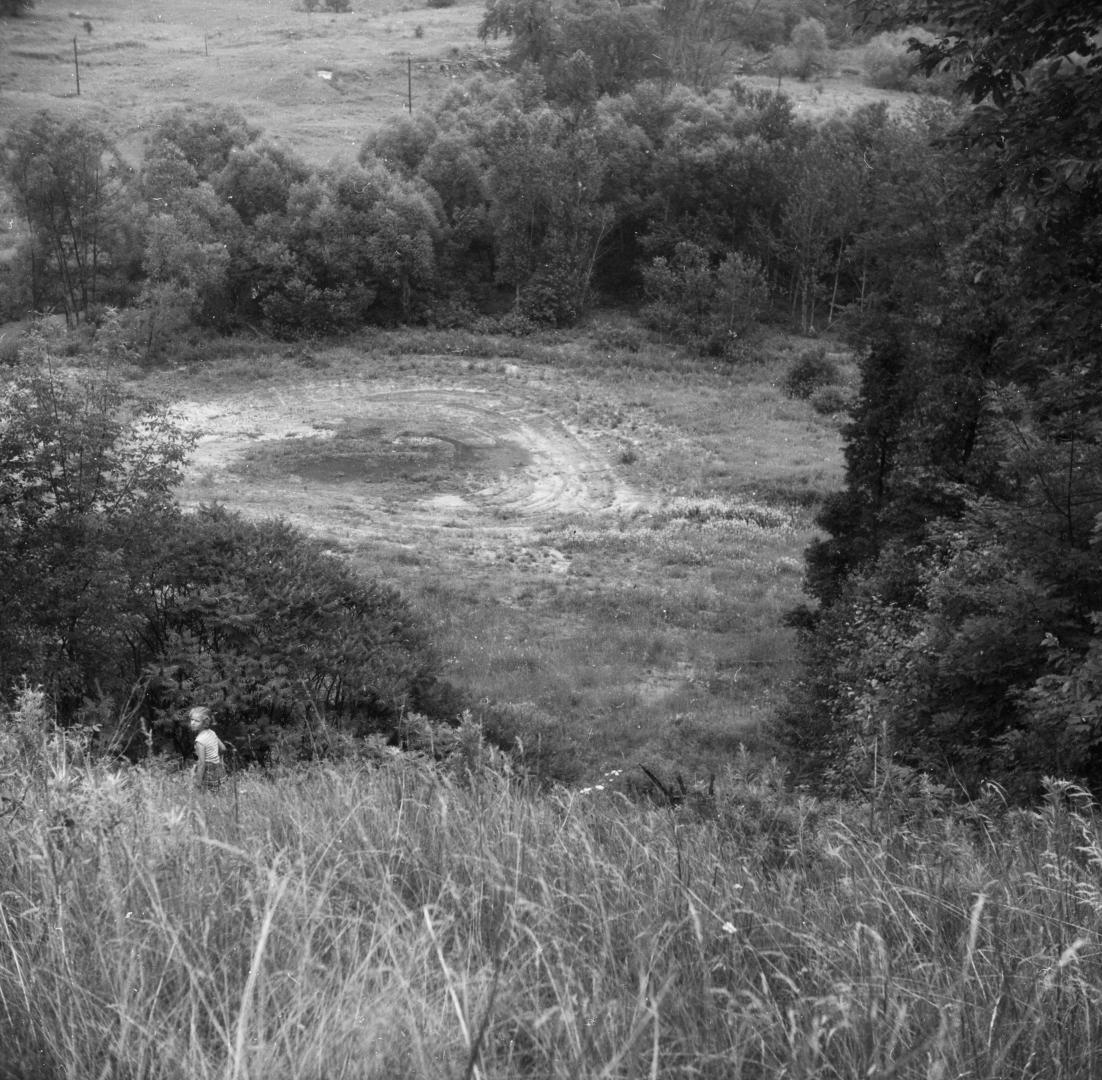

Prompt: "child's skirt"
[200,763,227,791]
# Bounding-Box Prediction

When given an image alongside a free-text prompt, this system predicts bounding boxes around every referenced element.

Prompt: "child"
[188,706,227,791]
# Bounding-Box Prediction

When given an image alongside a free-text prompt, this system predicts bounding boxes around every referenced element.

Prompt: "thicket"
[0,321,441,759]
[780,1,1102,803]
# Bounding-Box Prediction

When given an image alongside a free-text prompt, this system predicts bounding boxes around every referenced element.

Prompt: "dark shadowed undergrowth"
[3,699,1102,1080]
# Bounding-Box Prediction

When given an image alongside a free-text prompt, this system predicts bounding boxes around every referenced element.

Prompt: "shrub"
[810,384,851,415]
[144,505,441,751]
[863,28,953,94]
[783,345,839,398]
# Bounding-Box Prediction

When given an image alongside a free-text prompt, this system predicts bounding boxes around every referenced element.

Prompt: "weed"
[4,748,1102,1079]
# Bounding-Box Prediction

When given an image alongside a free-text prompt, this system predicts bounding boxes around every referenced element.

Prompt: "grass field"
[4,712,1102,1080]
[147,324,848,784]
[0,0,497,166]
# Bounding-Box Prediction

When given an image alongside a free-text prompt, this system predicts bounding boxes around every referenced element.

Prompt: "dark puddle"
[251,423,531,488]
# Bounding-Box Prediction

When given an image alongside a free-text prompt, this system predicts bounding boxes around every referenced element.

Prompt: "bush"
[144,505,441,751]
[783,345,839,398]
[810,384,851,415]
[863,28,953,94]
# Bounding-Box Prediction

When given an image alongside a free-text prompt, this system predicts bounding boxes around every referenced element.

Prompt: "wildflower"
[721,921,737,936]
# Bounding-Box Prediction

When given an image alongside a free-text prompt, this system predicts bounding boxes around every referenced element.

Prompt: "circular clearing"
[174,381,642,542]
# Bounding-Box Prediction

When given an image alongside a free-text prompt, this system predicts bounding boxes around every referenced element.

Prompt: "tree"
[144,104,258,181]
[214,143,310,225]
[660,0,740,92]
[2,113,138,325]
[0,318,192,708]
[786,16,830,80]
[480,0,558,67]
[786,1,1102,800]
[138,208,232,357]
[240,161,442,334]
[0,0,34,15]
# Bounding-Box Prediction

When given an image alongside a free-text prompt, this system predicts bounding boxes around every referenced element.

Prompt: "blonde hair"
[188,706,212,727]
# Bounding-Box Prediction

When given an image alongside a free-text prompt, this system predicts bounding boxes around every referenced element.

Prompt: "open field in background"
[150,325,847,782]
[0,0,496,167]
[0,0,919,167]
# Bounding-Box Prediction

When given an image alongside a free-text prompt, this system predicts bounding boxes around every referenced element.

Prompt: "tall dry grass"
[3,702,1102,1080]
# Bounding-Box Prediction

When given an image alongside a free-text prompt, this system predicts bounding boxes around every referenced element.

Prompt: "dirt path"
[174,375,643,552]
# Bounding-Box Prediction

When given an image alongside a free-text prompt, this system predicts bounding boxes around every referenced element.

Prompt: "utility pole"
[407,57,412,113]
[73,37,81,96]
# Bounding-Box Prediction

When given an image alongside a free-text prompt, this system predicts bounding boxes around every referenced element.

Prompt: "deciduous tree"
[2,113,138,325]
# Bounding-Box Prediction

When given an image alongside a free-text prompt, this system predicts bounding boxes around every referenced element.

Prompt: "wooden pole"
[407,57,412,113]
[73,37,81,96]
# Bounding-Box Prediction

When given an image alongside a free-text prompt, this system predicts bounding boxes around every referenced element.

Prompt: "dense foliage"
[0,0,918,350]
[0,324,440,756]
[782,0,1102,801]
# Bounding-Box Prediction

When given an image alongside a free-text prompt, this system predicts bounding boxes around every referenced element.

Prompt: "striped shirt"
[195,729,224,765]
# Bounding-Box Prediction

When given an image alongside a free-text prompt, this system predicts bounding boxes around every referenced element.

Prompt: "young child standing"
[188,706,227,791]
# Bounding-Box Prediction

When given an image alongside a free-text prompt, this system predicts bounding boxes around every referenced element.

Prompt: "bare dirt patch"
[175,376,644,552]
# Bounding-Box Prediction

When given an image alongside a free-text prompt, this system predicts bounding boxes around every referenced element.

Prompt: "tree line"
[2,53,955,355]
[780,0,1102,803]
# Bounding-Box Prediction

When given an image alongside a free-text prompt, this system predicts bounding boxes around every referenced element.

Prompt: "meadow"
[149,323,847,784]
[4,693,1102,1080]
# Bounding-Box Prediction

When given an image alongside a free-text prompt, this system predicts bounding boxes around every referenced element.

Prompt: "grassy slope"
[0,0,493,166]
[3,740,1101,1080]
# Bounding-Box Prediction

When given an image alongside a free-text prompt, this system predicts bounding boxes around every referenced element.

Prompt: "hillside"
[1,0,497,166]
[0,0,915,165]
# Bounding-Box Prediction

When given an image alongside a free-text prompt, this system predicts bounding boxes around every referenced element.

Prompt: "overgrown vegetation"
[2,0,1102,1072]
[4,706,1102,1079]
[782,0,1102,802]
